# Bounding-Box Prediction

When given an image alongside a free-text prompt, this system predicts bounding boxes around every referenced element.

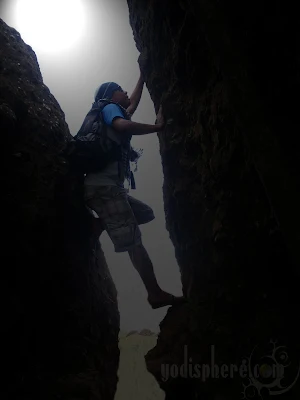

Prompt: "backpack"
[64,99,122,174]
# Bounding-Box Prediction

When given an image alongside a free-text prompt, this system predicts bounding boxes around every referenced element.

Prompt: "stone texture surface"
[0,18,119,400]
[127,0,300,398]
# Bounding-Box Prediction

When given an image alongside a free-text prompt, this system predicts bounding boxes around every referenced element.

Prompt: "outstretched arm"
[112,118,164,136]
[113,104,166,136]
[126,72,144,115]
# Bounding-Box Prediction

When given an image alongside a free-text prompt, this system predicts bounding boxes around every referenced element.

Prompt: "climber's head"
[94,81,130,108]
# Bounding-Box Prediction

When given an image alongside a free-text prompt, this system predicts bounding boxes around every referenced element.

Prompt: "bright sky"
[14,0,86,53]
[0,0,182,332]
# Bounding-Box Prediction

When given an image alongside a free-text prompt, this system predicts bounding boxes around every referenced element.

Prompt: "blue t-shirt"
[102,103,125,125]
[98,103,133,188]
[84,103,132,188]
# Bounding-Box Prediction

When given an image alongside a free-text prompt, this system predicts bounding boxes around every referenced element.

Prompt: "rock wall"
[0,19,119,400]
[127,1,300,398]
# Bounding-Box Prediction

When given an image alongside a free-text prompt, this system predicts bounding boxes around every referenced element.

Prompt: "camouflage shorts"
[84,185,155,252]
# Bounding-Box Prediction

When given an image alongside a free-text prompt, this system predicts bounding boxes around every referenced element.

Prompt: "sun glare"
[14,0,86,54]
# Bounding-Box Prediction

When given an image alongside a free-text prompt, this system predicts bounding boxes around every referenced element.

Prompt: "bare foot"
[148,290,185,309]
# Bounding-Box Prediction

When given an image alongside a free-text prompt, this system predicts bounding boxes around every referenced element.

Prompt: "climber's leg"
[128,242,185,308]
[84,184,185,308]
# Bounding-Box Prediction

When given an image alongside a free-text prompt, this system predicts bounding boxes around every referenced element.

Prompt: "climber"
[84,72,185,309]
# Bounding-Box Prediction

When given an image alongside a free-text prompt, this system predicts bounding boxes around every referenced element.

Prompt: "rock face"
[0,19,119,400]
[128,1,300,398]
